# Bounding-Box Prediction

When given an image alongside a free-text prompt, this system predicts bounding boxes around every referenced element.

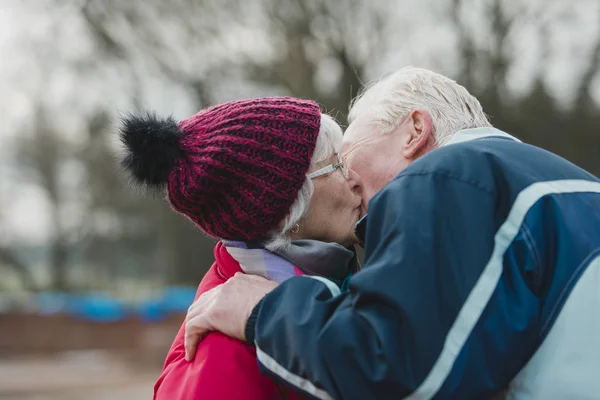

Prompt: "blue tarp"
[135,285,196,322]
[31,285,197,323]
[68,292,128,322]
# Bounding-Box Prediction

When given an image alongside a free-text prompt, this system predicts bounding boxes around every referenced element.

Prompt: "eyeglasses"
[307,153,349,179]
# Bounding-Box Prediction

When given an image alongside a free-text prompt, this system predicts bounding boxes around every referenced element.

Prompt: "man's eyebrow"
[341,145,359,161]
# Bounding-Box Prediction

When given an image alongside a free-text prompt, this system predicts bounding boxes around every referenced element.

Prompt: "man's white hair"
[263,113,342,251]
[348,66,492,145]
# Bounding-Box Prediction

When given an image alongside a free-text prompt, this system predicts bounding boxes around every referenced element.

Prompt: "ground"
[0,350,160,400]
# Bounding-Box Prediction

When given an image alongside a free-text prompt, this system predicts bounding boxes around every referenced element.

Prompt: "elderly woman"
[119,97,363,400]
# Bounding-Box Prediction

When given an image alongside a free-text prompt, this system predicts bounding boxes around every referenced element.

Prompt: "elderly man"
[183,67,600,399]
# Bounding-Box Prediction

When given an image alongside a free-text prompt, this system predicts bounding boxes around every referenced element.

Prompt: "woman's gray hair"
[348,66,492,145]
[263,113,342,251]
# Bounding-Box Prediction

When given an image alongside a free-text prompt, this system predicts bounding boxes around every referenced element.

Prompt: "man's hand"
[184,272,279,361]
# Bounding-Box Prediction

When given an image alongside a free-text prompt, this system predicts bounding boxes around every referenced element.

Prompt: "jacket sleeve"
[248,171,541,399]
[154,325,281,400]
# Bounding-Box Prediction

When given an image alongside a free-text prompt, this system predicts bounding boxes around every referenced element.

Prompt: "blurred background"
[0,0,599,398]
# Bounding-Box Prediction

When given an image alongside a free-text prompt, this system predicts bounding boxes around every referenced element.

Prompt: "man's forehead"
[343,117,368,142]
[341,133,357,156]
[342,117,378,154]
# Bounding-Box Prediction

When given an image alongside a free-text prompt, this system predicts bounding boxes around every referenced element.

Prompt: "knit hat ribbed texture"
[119,97,321,241]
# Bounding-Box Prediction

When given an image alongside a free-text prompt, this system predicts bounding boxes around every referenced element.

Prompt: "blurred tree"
[0,180,35,290]
[73,0,600,287]
[241,0,389,123]
[450,0,599,176]
[8,0,595,292]
[79,110,217,287]
[16,106,75,291]
[13,101,216,290]
[0,249,35,291]
[78,0,395,124]
[76,0,390,283]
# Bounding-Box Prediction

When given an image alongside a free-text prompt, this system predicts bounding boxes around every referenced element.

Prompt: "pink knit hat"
[119,97,321,241]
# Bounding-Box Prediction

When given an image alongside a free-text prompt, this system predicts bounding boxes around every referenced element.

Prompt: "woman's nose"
[347,168,363,194]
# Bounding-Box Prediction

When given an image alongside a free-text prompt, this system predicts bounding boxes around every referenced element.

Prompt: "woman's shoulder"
[155,331,279,399]
[183,332,281,399]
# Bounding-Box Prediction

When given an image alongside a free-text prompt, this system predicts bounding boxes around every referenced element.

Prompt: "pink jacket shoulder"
[154,243,299,400]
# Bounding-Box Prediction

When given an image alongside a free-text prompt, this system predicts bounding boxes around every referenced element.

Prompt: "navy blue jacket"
[245,128,600,399]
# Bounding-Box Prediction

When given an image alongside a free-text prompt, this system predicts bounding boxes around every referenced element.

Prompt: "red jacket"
[154,241,306,400]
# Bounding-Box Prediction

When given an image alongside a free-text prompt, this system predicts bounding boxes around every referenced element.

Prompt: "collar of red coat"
[213,241,244,279]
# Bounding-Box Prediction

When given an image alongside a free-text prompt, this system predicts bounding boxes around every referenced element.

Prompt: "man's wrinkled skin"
[184,273,278,361]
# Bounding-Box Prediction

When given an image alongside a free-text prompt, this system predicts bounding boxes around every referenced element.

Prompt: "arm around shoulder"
[251,172,539,399]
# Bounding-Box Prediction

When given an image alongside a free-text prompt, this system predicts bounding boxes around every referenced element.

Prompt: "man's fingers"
[184,334,197,362]
[182,286,224,362]
[184,314,211,362]
[184,333,201,362]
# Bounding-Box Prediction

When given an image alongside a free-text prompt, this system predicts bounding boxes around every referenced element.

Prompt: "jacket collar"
[214,241,244,280]
[442,127,521,147]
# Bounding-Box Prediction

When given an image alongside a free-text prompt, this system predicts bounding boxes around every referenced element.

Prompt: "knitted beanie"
[119,97,321,241]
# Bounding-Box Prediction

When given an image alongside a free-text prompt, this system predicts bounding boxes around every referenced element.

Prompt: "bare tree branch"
[450,0,476,88]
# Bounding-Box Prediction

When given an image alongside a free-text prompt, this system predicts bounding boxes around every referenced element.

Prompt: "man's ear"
[403,109,434,159]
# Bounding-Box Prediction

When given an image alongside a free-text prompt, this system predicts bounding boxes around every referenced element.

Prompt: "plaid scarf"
[222,240,359,287]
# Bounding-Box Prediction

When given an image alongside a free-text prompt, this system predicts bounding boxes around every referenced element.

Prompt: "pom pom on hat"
[119,112,184,187]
